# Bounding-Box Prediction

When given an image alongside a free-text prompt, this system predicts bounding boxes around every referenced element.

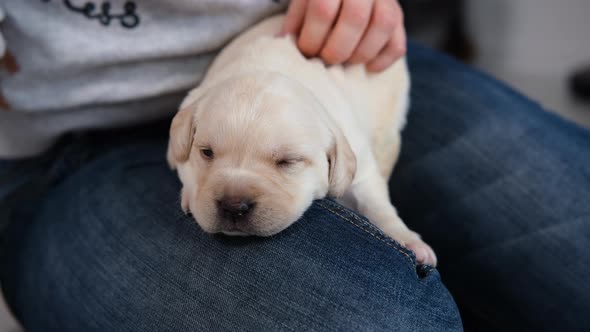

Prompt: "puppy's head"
[168,73,356,236]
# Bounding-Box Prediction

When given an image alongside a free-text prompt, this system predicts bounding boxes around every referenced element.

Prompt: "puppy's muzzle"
[217,196,256,222]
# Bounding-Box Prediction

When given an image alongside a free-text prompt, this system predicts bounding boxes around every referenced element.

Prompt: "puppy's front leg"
[341,171,437,266]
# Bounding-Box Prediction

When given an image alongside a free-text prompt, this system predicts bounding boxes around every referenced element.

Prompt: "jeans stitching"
[320,201,415,255]
[316,201,416,269]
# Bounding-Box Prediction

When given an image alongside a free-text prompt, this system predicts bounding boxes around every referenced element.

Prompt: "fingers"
[320,0,373,64]
[281,0,308,36]
[366,21,406,72]
[283,0,407,72]
[298,0,341,57]
[348,0,397,64]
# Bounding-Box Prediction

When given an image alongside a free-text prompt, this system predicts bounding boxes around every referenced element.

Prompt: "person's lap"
[0,42,588,331]
[0,138,460,331]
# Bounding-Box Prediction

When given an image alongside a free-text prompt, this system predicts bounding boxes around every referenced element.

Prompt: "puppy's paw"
[381,226,437,267]
[405,238,437,267]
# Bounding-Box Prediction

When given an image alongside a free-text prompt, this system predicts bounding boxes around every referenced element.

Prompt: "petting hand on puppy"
[282,0,406,72]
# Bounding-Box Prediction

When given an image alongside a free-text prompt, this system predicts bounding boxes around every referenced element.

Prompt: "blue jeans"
[1,43,589,331]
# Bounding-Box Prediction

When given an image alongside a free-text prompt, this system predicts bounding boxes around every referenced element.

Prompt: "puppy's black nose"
[217,198,255,221]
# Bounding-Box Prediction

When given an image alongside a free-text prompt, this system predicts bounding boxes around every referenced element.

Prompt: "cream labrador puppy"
[167,15,436,266]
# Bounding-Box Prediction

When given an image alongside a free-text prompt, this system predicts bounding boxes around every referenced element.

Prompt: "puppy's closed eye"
[275,158,298,168]
[274,156,308,170]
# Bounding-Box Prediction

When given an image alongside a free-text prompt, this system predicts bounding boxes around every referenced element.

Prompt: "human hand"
[281,0,406,72]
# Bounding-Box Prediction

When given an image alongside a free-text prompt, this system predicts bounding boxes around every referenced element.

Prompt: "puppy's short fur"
[168,15,436,266]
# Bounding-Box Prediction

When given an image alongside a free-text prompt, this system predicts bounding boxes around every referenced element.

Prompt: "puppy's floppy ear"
[327,125,357,197]
[167,88,205,169]
[167,106,196,170]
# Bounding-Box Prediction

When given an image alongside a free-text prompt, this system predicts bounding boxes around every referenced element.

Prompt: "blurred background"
[1,0,589,331]
[401,0,590,128]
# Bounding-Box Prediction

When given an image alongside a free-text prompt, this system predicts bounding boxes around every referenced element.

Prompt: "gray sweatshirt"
[0,0,287,158]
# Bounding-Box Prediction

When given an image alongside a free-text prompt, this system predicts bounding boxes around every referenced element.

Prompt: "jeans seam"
[316,201,416,269]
